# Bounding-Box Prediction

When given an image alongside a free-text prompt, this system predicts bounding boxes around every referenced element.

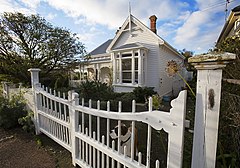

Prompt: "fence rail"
[31,83,187,168]
[1,78,187,168]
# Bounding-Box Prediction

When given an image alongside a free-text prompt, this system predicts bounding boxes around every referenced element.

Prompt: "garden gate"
[29,69,187,168]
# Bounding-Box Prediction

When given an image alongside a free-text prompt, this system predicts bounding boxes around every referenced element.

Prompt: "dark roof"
[112,43,143,50]
[89,39,112,55]
[232,5,240,12]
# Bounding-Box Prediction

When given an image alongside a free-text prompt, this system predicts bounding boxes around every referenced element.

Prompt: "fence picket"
[146,97,153,168]
[89,99,92,138]
[93,132,96,168]
[106,101,110,168]
[131,100,136,161]
[138,152,142,166]
[63,93,67,121]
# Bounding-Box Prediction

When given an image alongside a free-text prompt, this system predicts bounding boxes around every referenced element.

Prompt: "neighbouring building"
[216,5,240,46]
[77,14,187,97]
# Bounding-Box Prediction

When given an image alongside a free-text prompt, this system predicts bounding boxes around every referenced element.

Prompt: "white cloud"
[172,0,232,54]
[173,9,224,53]
[0,0,35,14]
[46,13,57,20]
[1,0,238,54]
[44,0,127,29]
[20,0,40,9]
[195,0,221,10]
[174,11,209,44]
[43,0,192,30]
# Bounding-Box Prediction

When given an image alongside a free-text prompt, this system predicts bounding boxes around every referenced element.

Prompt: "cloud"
[43,0,194,29]
[174,11,209,44]
[0,0,35,14]
[20,0,40,9]
[1,0,239,54]
[46,13,57,20]
[172,0,237,53]
[44,0,127,29]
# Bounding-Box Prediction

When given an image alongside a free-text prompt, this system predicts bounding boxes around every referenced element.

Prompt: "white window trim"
[112,48,146,87]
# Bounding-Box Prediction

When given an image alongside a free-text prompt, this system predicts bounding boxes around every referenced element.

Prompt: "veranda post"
[189,52,236,168]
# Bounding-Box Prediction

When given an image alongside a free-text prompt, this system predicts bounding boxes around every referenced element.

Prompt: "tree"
[0,12,86,85]
[218,36,240,79]
[216,35,240,167]
[179,48,194,71]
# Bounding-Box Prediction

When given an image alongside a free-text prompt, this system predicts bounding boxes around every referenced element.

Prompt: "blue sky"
[0,0,239,54]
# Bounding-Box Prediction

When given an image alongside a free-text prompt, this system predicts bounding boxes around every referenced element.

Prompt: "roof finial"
[129,1,131,15]
[129,0,132,34]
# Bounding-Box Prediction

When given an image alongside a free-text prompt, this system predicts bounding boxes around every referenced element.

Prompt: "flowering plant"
[165,60,196,97]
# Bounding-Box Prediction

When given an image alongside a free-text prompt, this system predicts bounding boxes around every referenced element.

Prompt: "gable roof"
[216,5,240,46]
[89,39,112,55]
[89,15,183,59]
[106,14,183,59]
[232,5,240,12]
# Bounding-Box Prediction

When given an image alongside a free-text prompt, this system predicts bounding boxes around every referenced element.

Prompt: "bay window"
[113,48,146,86]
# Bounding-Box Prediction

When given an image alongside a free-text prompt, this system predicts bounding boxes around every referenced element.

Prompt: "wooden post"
[189,52,236,168]
[68,90,79,166]
[28,68,41,135]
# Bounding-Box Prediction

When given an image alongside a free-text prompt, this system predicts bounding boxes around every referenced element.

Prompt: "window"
[135,58,138,83]
[122,58,132,83]
[114,49,145,85]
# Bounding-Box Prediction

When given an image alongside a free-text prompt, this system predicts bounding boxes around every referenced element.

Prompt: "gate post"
[68,90,79,166]
[189,52,235,168]
[28,68,41,135]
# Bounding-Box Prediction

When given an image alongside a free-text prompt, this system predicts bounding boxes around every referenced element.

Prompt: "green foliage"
[179,48,195,72]
[133,87,156,103]
[0,93,27,129]
[217,141,237,168]
[218,36,240,57]
[35,137,43,148]
[77,80,114,101]
[0,12,86,85]
[152,94,163,110]
[216,35,240,166]
[18,111,35,134]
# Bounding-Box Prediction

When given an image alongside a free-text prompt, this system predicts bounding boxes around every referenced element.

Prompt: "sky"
[0,0,239,55]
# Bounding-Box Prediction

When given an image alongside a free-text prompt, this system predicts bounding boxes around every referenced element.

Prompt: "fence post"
[189,52,236,168]
[68,90,79,166]
[2,82,10,98]
[28,68,41,135]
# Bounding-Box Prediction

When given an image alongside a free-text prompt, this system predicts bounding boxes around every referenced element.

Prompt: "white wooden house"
[216,5,240,46]
[81,14,186,96]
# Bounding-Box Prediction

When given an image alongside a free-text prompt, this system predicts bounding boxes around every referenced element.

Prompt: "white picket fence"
[2,53,235,168]
[30,82,187,168]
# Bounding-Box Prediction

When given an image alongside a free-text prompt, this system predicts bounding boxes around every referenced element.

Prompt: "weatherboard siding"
[88,16,184,96]
[112,24,184,95]
[158,45,184,96]
[112,26,161,93]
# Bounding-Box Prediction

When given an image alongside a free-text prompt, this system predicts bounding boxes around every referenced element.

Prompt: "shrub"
[133,87,157,103]
[0,93,27,129]
[77,80,114,101]
[152,94,163,110]
[18,111,35,134]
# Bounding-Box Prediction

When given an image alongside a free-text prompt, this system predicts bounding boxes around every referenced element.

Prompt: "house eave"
[216,10,240,46]
[161,42,184,59]
[111,45,149,53]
